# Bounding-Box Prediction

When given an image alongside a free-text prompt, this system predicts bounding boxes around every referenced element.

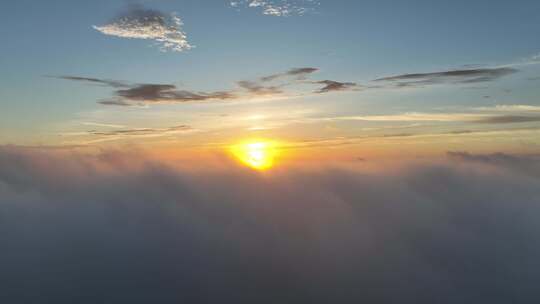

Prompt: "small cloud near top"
[230,0,320,16]
[93,4,192,52]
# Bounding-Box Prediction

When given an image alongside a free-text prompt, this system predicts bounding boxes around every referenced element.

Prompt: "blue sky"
[1,0,540,149]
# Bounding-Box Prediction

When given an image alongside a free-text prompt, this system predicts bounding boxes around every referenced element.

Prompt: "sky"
[2,1,540,303]
[1,0,540,159]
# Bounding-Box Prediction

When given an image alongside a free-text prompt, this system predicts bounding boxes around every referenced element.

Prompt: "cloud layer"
[93,5,192,52]
[1,147,540,303]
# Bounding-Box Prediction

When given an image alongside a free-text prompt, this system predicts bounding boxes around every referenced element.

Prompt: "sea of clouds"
[1,146,539,303]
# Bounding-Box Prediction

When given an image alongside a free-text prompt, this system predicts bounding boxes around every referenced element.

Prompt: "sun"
[231,140,278,170]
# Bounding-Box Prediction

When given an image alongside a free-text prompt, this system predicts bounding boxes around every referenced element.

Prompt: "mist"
[1,146,540,303]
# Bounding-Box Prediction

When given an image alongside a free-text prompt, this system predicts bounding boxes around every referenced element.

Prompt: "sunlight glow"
[231,140,279,170]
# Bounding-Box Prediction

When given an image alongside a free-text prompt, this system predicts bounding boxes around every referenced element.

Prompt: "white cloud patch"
[230,0,319,16]
[93,5,192,52]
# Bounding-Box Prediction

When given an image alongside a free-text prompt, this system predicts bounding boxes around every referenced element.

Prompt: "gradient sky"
[3,2,540,303]
[2,0,540,159]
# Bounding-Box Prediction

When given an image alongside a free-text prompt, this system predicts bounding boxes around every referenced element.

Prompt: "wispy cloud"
[80,122,126,129]
[311,105,540,126]
[326,112,540,124]
[108,84,235,105]
[314,80,359,93]
[474,116,540,124]
[93,4,192,52]
[260,67,319,82]
[88,125,192,137]
[230,0,319,16]
[374,67,518,88]
[61,125,194,145]
[474,105,540,112]
[55,67,358,106]
[55,77,236,106]
[54,76,128,88]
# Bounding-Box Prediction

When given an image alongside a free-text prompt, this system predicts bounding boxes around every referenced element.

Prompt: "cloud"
[326,113,481,122]
[448,151,540,178]
[314,80,359,93]
[260,67,319,82]
[56,77,236,106]
[60,125,195,145]
[474,105,540,112]
[93,4,192,52]
[237,81,284,95]
[54,76,128,88]
[230,0,319,16]
[327,111,540,125]
[474,115,540,124]
[56,68,357,106]
[88,125,192,137]
[97,99,138,107]
[111,84,235,104]
[1,147,540,302]
[374,67,518,87]
[80,122,126,129]
[247,68,357,95]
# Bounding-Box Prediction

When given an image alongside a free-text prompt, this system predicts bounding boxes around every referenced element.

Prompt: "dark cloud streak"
[374,67,518,87]
[88,125,192,136]
[314,80,359,93]
[56,68,358,106]
[53,76,128,88]
[260,67,319,82]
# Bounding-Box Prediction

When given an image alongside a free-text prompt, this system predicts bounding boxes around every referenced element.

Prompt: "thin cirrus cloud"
[55,67,358,106]
[54,76,128,88]
[331,113,540,124]
[319,105,540,125]
[374,67,518,88]
[93,4,192,52]
[260,67,319,82]
[474,115,540,124]
[230,0,320,16]
[88,125,192,137]
[60,125,195,145]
